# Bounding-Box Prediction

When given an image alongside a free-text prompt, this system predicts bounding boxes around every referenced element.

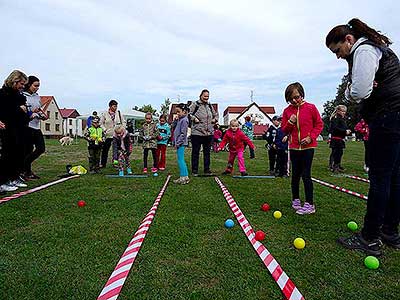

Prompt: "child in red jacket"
[281,82,323,215]
[218,119,255,176]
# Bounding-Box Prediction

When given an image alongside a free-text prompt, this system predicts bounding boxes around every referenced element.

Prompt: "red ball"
[255,230,266,241]
[261,203,270,211]
[77,200,86,207]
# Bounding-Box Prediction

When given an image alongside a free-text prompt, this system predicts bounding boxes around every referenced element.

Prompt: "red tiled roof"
[59,108,77,118]
[223,105,275,116]
[40,96,54,111]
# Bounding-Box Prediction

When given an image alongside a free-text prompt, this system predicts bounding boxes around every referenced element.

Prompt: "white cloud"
[0,0,399,119]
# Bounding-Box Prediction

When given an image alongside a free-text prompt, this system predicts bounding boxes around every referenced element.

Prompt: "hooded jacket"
[189,100,218,136]
[281,101,323,150]
[219,128,254,152]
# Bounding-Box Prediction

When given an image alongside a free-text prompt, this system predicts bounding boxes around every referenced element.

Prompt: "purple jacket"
[174,116,189,147]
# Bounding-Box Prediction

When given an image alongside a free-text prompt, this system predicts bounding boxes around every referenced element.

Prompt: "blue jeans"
[362,112,400,240]
[177,146,188,177]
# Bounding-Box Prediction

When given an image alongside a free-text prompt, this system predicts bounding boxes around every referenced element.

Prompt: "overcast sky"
[1,0,398,119]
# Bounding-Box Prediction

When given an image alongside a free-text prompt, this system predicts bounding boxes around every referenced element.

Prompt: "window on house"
[55,124,60,132]
[45,123,50,131]
[55,112,58,119]
[69,129,73,135]
[69,119,72,125]
[47,111,51,119]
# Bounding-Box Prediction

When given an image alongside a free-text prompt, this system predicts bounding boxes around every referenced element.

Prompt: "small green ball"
[364,256,379,270]
[347,221,358,231]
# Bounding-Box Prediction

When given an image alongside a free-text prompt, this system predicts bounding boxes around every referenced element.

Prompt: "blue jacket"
[157,123,171,145]
[275,128,288,150]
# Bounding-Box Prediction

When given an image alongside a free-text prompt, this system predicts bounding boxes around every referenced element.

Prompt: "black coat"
[0,86,29,130]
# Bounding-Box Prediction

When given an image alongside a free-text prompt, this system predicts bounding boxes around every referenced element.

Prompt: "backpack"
[188,102,213,128]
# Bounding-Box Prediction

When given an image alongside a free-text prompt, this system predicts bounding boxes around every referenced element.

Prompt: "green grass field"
[1,139,399,300]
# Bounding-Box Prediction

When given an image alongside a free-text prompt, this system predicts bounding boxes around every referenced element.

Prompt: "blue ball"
[224,219,234,228]
[153,173,158,177]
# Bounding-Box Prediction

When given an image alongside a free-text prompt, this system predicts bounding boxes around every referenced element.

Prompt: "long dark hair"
[176,103,189,113]
[326,18,392,47]
[24,75,40,92]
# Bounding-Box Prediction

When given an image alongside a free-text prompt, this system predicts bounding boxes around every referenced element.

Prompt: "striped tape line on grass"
[0,175,80,205]
[312,177,368,200]
[215,177,304,300]
[97,175,171,300]
[343,174,370,184]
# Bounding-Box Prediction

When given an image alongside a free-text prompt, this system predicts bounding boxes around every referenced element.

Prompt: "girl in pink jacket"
[281,82,323,215]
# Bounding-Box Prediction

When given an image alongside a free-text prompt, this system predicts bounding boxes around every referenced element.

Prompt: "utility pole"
[250,90,254,103]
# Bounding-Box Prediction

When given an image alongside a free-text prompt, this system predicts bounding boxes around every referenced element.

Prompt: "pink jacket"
[219,128,254,152]
[281,101,323,150]
[354,119,369,141]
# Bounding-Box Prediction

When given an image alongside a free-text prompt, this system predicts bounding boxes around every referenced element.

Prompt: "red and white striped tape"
[344,174,370,183]
[215,177,304,300]
[97,175,171,300]
[312,177,368,200]
[0,175,80,205]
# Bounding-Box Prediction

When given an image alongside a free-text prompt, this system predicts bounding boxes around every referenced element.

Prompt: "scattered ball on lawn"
[347,221,358,231]
[364,256,379,270]
[153,172,159,177]
[261,203,270,211]
[77,200,86,207]
[224,219,234,228]
[255,230,266,241]
[293,237,306,249]
[273,210,282,219]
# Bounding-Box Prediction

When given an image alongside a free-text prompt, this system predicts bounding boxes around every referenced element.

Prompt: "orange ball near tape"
[77,200,86,207]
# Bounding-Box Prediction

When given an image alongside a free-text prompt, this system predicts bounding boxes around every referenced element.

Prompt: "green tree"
[160,98,171,116]
[138,104,157,115]
[321,75,360,136]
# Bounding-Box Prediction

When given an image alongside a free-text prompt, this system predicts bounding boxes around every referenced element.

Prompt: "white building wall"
[63,118,84,137]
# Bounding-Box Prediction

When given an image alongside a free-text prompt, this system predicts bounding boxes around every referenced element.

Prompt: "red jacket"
[281,101,323,150]
[219,128,254,152]
[354,119,369,141]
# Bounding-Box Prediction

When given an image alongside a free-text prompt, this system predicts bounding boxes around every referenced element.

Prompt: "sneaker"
[222,170,232,175]
[181,176,190,184]
[240,172,248,176]
[192,172,199,177]
[159,167,165,171]
[296,202,315,215]
[173,177,183,184]
[380,232,400,249]
[204,170,214,176]
[292,199,302,210]
[0,184,18,192]
[119,170,124,177]
[10,179,27,188]
[337,233,383,256]
[151,167,158,173]
[127,168,133,175]
[143,168,148,173]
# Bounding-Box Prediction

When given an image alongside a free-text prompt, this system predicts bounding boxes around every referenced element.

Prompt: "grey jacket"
[189,100,218,136]
[174,116,189,147]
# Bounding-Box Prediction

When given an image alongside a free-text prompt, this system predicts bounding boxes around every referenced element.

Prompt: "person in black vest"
[328,105,351,173]
[326,18,400,256]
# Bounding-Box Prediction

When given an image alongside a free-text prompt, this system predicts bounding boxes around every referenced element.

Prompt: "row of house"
[168,102,276,137]
[38,96,277,138]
